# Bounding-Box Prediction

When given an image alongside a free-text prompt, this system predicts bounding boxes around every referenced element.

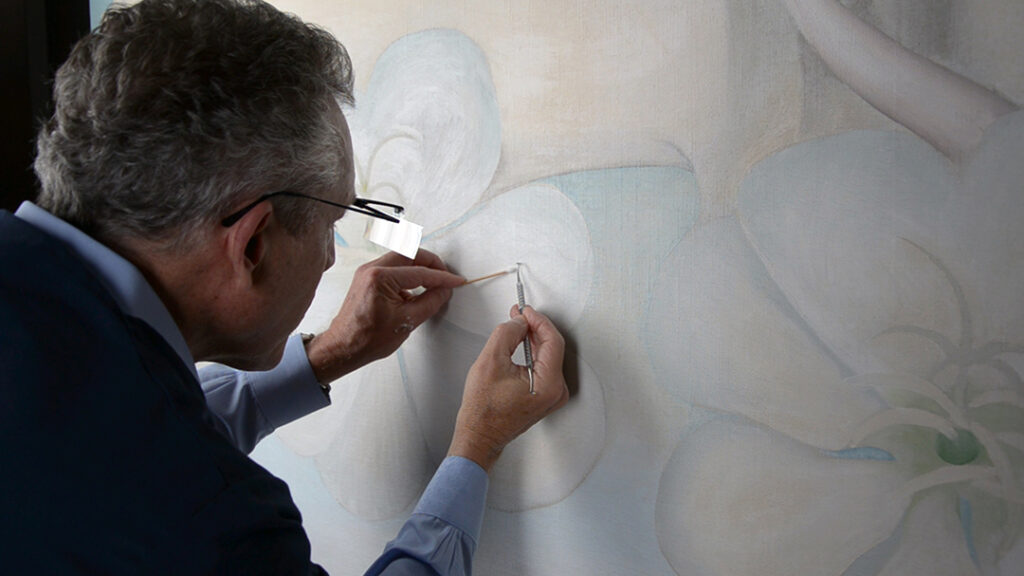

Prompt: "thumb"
[483,316,528,359]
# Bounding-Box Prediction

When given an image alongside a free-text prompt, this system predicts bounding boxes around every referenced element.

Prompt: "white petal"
[739,121,1024,374]
[424,183,593,337]
[951,111,1024,345]
[393,320,478,466]
[314,359,434,520]
[643,216,883,450]
[877,490,980,576]
[349,29,501,234]
[656,420,909,576]
[401,318,607,511]
[738,130,963,375]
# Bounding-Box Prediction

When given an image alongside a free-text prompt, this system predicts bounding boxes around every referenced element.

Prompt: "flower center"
[935,428,982,465]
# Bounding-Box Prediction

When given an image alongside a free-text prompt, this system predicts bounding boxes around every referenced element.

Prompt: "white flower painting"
[277,29,605,518]
[648,114,1024,576]
[251,0,1024,574]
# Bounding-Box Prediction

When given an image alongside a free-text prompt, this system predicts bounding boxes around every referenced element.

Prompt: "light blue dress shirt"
[14,202,488,576]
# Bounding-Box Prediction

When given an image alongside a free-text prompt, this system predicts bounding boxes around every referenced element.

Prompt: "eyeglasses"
[220,190,405,227]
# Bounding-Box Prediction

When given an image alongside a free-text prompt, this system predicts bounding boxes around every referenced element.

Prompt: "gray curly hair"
[34,0,354,250]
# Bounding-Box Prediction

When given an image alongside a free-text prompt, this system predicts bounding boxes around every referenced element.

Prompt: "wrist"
[303,332,350,388]
[447,428,503,473]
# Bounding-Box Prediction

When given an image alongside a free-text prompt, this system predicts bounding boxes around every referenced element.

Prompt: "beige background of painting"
[271,0,1021,220]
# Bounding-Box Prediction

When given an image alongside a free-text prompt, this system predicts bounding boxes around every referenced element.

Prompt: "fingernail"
[511,316,526,326]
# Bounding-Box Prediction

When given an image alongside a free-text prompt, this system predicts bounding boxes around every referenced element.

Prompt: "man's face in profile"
[239,101,356,370]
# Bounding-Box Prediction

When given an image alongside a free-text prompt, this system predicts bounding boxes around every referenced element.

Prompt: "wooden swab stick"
[460,266,515,286]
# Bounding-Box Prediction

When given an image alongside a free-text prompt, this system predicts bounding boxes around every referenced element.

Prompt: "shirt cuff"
[413,456,489,544]
[247,334,330,429]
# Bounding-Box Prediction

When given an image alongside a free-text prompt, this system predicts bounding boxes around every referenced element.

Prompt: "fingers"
[507,304,564,364]
[373,248,449,271]
[521,306,563,350]
[451,309,568,471]
[483,316,529,360]
[410,248,448,271]
[507,305,566,391]
[487,307,567,394]
[380,266,465,290]
[362,248,458,290]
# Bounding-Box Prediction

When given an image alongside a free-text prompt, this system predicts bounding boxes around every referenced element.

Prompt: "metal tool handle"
[516,281,534,369]
[515,264,536,394]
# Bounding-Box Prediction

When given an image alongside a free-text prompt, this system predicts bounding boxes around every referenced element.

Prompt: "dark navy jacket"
[0,211,326,574]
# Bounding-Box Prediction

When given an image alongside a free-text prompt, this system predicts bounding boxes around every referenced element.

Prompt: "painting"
[250,1,1024,574]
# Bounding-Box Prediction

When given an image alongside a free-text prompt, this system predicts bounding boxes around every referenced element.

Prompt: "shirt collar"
[15,201,199,379]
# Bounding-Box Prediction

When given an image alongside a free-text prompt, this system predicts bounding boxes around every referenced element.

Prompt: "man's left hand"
[304,249,464,384]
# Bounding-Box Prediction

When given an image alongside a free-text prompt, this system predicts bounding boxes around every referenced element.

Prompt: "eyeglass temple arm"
[221,192,405,227]
[348,198,403,223]
[354,198,404,212]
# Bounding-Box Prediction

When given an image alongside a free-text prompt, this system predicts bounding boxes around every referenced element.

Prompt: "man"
[0,1,568,574]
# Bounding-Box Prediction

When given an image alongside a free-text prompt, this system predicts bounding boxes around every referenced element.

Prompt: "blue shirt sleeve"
[366,456,489,576]
[199,334,330,453]
[200,336,488,576]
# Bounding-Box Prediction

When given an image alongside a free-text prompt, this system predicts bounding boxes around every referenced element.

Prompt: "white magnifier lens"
[364,216,423,259]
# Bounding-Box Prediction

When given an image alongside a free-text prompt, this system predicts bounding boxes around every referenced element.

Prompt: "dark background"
[1,0,90,212]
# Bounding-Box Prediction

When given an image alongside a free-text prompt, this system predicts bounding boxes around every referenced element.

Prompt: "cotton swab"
[456,263,536,395]
[460,266,516,286]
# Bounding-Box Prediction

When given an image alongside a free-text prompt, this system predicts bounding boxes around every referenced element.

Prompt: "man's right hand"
[447,305,569,472]
[305,249,464,384]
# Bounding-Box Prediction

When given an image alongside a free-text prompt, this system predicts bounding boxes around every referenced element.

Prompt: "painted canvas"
[250,1,1024,574]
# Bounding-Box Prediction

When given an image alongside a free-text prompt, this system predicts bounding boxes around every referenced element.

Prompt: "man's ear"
[224,201,274,284]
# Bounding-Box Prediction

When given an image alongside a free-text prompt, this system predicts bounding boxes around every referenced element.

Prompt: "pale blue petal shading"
[825,447,896,461]
[544,167,699,317]
[959,496,979,567]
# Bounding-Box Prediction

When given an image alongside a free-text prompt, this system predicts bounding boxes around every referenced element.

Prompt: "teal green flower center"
[935,428,982,465]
